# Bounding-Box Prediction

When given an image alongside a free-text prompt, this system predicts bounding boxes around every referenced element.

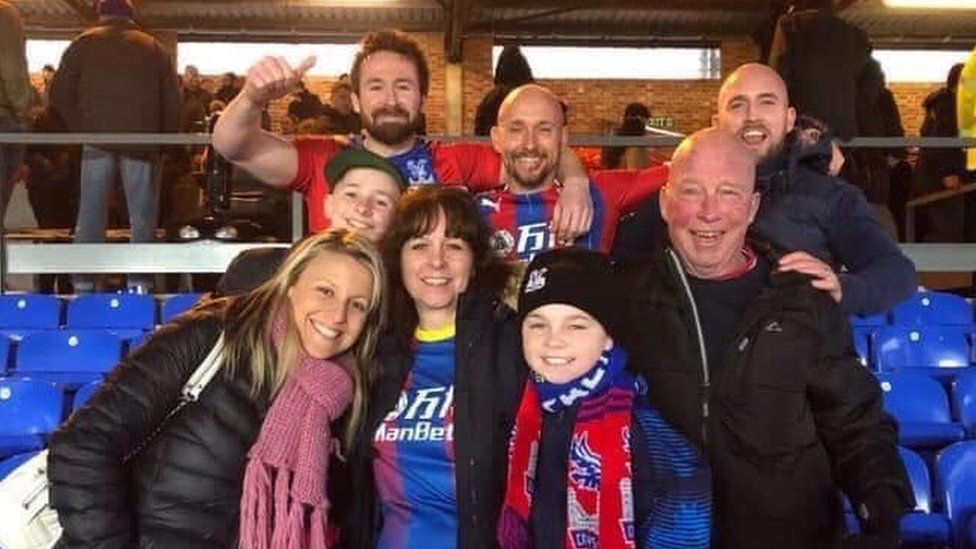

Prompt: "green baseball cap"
[325,148,408,192]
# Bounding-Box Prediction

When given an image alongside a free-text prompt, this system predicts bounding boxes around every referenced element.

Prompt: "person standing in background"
[474,45,535,137]
[916,64,966,243]
[0,0,31,217]
[49,0,181,293]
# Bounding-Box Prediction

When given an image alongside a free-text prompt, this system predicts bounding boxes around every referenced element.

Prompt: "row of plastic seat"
[0,378,100,459]
[845,442,976,547]
[851,290,976,327]
[2,375,975,547]
[0,329,146,383]
[879,371,976,451]
[0,292,203,338]
[853,325,975,378]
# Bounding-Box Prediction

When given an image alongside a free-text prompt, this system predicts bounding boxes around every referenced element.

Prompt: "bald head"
[714,63,796,162]
[718,64,789,108]
[661,127,761,279]
[491,84,568,193]
[497,84,565,127]
[670,127,758,191]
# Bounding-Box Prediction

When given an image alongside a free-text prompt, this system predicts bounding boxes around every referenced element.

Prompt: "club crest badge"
[524,267,548,293]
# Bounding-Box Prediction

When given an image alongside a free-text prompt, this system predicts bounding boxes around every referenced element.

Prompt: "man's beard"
[363,106,419,146]
[504,149,559,190]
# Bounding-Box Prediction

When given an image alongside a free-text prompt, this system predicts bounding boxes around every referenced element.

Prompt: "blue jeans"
[74,145,159,291]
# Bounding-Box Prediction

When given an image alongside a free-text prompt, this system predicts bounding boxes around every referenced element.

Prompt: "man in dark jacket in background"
[49,0,180,293]
[624,128,913,548]
[769,0,872,141]
[0,0,31,217]
[916,63,967,242]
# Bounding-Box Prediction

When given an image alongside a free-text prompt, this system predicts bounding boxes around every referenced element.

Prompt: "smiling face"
[400,211,474,329]
[491,85,567,193]
[714,64,796,162]
[325,167,401,243]
[287,250,374,359]
[352,50,425,147]
[661,129,760,279]
[522,303,612,385]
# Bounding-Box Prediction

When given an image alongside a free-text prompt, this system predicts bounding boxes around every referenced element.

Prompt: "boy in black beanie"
[498,248,711,549]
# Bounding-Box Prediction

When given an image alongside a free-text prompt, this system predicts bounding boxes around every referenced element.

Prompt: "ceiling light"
[883,0,976,8]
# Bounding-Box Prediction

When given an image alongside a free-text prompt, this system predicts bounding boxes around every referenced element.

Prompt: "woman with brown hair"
[340,187,526,549]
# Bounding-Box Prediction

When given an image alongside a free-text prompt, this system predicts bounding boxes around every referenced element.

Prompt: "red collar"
[712,245,758,281]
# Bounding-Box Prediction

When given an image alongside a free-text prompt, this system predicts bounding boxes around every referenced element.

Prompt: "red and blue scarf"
[498,345,636,549]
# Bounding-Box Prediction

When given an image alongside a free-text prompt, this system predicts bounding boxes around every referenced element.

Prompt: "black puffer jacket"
[337,292,526,549]
[48,308,265,548]
[622,243,914,548]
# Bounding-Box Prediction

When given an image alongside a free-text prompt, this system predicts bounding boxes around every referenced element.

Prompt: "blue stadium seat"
[877,373,965,449]
[14,330,122,386]
[851,326,874,368]
[843,447,951,543]
[66,293,155,339]
[0,379,63,458]
[952,369,976,438]
[0,293,61,330]
[936,440,976,548]
[850,313,888,327]
[72,380,101,411]
[890,290,972,326]
[897,447,952,544]
[0,337,9,375]
[0,451,36,481]
[872,325,973,381]
[160,293,203,323]
[0,293,62,342]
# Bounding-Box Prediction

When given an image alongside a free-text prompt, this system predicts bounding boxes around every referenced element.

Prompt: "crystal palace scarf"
[498,345,636,549]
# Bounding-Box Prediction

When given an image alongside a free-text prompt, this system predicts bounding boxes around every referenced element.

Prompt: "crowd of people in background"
[1,0,975,285]
[5,0,976,546]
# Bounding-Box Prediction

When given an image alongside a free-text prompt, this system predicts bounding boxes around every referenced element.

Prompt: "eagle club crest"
[524,267,548,294]
[569,432,601,491]
[404,158,434,185]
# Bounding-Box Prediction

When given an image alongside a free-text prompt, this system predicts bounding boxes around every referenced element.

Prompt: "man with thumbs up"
[214,29,593,241]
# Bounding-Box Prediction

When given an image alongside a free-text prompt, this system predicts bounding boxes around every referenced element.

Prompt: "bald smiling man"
[477,84,668,262]
[623,127,913,548]
[614,63,915,317]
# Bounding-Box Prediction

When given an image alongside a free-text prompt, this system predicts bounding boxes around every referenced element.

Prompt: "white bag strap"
[121,333,225,463]
[180,333,225,403]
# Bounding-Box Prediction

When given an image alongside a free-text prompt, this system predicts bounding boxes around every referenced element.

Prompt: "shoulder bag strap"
[121,333,226,464]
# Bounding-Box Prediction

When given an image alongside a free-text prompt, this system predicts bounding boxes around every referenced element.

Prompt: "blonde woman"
[49,229,386,548]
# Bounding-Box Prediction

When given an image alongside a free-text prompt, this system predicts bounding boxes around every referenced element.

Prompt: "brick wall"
[166,32,940,139]
[891,83,940,136]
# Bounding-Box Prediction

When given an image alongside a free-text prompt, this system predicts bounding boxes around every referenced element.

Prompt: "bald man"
[714,63,915,316]
[623,127,912,548]
[478,84,668,262]
[615,63,915,317]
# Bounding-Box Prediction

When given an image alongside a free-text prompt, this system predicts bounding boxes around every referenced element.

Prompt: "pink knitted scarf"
[239,309,353,549]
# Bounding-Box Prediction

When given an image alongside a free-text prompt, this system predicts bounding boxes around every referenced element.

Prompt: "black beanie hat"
[518,248,621,337]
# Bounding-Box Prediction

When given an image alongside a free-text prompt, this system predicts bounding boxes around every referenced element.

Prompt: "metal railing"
[2,133,976,284]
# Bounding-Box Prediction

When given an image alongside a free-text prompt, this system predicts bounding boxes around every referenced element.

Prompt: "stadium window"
[492,45,721,80]
[873,49,972,83]
[26,40,70,72]
[177,42,358,76]
[26,40,358,77]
